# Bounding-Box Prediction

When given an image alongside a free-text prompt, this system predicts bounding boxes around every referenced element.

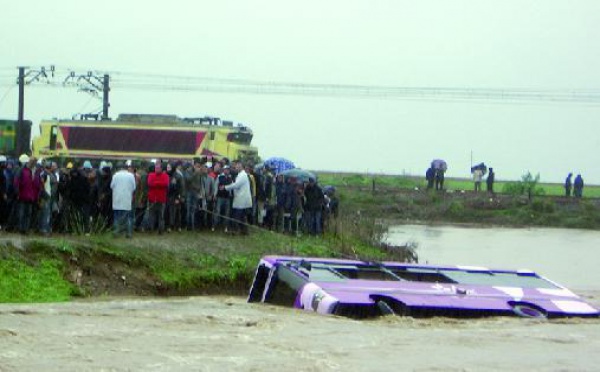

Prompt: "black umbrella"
[279,168,317,183]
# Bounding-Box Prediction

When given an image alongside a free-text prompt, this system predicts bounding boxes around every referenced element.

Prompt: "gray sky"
[1,0,599,183]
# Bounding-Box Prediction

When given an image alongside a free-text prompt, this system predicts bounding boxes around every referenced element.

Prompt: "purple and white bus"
[248,256,599,319]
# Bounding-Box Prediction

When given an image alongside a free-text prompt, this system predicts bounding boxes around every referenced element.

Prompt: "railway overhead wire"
[0,66,599,105]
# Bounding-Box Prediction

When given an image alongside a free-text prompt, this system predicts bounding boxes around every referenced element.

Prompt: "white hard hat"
[0,155,6,162]
[19,154,29,164]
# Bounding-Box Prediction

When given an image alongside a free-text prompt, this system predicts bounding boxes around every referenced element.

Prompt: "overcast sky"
[1,0,599,184]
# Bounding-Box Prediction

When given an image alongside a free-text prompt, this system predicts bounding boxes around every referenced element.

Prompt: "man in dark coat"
[486,168,495,194]
[573,174,584,198]
[67,164,92,234]
[303,177,325,236]
[564,173,573,197]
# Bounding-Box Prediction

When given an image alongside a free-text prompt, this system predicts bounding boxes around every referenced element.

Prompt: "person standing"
[564,173,573,197]
[486,168,495,194]
[303,177,325,236]
[224,162,252,234]
[111,162,136,238]
[185,162,202,230]
[0,156,7,230]
[66,163,91,234]
[425,167,435,190]
[435,169,445,191]
[147,162,169,234]
[472,168,483,192]
[167,162,185,232]
[38,160,58,235]
[213,165,232,232]
[573,174,584,198]
[14,155,41,234]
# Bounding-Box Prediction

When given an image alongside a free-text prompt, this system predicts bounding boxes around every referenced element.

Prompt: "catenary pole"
[17,66,25,156]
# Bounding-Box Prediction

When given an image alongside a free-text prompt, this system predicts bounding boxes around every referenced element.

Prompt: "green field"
[316,172,600,198]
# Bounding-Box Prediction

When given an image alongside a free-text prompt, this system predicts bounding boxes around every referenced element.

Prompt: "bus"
[31,114,258,162]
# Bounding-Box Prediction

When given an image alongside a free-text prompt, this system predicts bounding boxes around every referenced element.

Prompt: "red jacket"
[14,166,41,203]
[147,171,169,203]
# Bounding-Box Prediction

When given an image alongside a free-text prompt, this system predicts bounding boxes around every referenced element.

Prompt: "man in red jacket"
[14,154,41,234]
[147,161,169,234]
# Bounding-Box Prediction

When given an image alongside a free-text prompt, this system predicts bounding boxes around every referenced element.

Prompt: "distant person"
[434,169,445,191]
[472,168,483,192]
[564,173,573,197]
[486,168,495,194]
[573,174,584,198]
[111,162,136,238]
[425,167,435,190]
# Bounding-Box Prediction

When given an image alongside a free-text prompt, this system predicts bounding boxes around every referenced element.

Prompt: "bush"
[530,199,555,213]
[445,200,465,217]
[502,172,545,200]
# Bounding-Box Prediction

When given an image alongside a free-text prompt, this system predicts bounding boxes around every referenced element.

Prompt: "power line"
[4,65,600,104]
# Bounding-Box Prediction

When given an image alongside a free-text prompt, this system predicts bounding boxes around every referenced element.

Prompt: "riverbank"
[0,211,414,303]
[2,171,599,303]
[321,172,600,229]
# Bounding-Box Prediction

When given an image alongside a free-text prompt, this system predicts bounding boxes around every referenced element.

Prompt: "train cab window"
[226,132,252,145]
[49,126,58,149]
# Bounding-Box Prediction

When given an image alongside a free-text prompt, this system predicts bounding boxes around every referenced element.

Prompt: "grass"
[318,172,600,198]
[0,257,76,303]
[0,210,410,303]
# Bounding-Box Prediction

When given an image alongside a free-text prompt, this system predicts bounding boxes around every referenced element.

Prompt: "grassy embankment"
[318,172,600,228]
[2,172,598,304]
[0,208,408,303]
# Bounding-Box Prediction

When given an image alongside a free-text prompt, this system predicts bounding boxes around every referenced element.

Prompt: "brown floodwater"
[1,225,599,371]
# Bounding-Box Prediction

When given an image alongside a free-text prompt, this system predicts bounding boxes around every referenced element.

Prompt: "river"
[1,225,599,371]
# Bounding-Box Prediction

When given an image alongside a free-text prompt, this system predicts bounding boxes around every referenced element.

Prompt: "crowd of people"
[0,155,339,238]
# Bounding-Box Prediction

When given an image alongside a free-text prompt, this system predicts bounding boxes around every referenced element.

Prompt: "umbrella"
[470,162,487,175]
[279,168,317,183]
[431,159,448,171]
[323,185,336,195]
[263,157,296,175]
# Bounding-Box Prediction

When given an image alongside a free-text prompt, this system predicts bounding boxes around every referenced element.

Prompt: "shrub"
[530,199,555,213]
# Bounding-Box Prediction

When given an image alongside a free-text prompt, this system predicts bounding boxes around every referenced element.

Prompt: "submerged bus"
[31,114,258,162]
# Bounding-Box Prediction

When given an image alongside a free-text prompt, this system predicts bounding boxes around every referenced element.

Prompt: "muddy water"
[1,225,599,371]
[387,225,600,290]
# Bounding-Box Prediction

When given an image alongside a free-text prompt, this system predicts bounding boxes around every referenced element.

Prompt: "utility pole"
[102,74,110,120]
[17,67,26,156]
[64,70,111,120]
[16,66,51,155]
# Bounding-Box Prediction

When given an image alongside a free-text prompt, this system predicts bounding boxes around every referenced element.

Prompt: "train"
[0,119,32,158]
[30,114,259,163]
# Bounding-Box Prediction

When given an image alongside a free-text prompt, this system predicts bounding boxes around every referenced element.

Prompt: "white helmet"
[0,155,6,162]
